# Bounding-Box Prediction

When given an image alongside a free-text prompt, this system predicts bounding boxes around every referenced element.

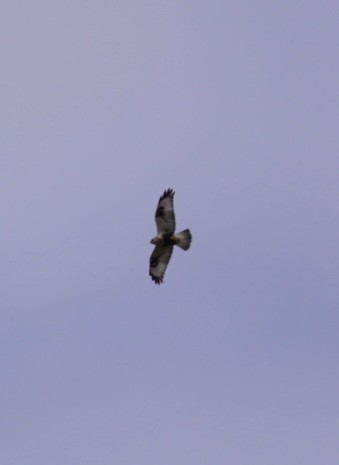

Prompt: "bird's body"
[149,189,192,284]
[150,234,175,247]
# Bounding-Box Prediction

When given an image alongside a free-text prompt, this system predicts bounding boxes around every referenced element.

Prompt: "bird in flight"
[149,188,192,284]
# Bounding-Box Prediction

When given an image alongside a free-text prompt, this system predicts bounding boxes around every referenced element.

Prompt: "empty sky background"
[1,1,339,464]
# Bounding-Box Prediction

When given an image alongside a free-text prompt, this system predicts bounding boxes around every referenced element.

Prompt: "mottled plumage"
[149,189,192,284]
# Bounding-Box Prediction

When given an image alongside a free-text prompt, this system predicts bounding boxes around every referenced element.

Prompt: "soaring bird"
[149,188,192,284]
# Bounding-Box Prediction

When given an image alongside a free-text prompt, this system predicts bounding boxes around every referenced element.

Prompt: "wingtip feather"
[159,188,175,202]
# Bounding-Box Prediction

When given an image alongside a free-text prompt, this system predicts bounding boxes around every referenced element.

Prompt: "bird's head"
[150,236,161,246]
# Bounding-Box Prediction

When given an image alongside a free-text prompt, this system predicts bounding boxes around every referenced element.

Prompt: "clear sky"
[1,2,339,464]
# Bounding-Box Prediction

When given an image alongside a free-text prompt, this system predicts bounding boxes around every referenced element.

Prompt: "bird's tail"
[173,229,192,251]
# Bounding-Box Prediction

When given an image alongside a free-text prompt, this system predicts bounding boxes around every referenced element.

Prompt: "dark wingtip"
[159,188,175,202]
[150,273,163,284]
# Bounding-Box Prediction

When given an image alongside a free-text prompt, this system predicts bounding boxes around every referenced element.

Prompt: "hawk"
[149,188,192,284]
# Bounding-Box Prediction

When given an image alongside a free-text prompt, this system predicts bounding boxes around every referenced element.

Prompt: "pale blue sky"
[1,2,339,464]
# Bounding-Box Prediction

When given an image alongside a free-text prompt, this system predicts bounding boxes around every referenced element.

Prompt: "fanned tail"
[173,229,192,250]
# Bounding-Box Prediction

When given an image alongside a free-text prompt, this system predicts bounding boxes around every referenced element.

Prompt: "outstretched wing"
[149,245,173,284]
[155,188,176,235]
